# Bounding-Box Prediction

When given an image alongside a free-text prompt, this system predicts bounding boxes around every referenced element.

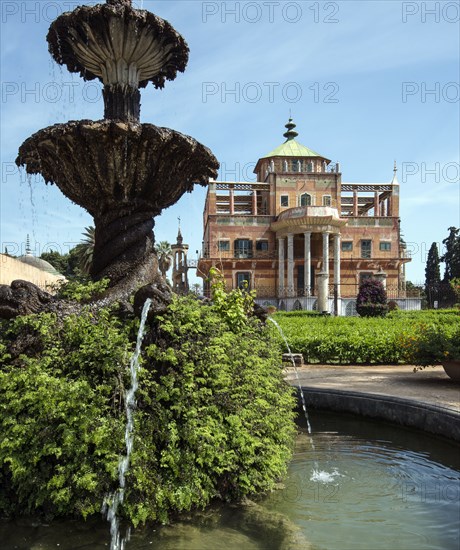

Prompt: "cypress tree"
[425,242,441,308]
[441,226,460,282]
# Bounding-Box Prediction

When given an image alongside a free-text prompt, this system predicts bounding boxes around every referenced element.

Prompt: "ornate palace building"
[197,120,418,314]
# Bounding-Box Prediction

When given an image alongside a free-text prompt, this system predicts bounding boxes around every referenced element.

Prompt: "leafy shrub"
[127,295,296,524]
[399,321,460,369]
[0,293,296,526]
[55,277,110,302]
[0,308,131,519]
[209,267,256,332]
[272,309,460,365]
[356,278,388,317]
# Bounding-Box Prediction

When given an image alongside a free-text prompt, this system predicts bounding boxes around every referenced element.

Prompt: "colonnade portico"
[271,206,348,301]
[277,230,341,298]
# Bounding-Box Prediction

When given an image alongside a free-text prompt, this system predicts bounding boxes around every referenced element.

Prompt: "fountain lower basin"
[1,411,458,550]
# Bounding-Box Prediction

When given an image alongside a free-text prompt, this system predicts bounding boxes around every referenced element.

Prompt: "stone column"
[278,237,285,296]
[375,268,387,289]
[333,234,341,297]
[322,232,329,274]
[317,271,329,313]
[229,188,234,215]
[374,191,379,216]
[287,233,294,296]
[252,190,258,216]
[353,191,358,216]
[304,231,311,296]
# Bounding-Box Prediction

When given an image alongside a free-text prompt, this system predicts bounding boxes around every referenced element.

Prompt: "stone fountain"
[1,0,218,317]
[0,3,302,544]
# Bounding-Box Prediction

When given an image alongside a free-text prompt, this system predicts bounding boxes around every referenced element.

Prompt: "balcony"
[200,249,276,261]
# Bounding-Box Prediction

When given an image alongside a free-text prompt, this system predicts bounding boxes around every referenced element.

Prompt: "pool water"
[264,411,460,550]
[1,411,459,550]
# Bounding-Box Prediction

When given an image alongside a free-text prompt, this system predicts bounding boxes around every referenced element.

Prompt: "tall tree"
[73,226,95,275]
[40,250,69,275]
[441,226,460,281]
[155,241,173,278]
[424,242,441,308]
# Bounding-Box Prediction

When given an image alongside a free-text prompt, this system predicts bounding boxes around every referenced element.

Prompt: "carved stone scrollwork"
[0,280,54,319]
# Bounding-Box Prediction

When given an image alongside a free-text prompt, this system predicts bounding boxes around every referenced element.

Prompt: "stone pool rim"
[295,386,460,442]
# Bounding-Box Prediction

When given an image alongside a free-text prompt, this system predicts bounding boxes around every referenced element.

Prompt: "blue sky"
[1,0,459,285]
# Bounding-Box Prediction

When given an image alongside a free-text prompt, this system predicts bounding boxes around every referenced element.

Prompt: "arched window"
[300,193,312,207]
[307,161,313,172]
[323,195,332,207]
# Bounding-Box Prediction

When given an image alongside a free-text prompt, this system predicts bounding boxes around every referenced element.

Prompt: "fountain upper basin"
[47,1,189,89]
[16,119,219,219]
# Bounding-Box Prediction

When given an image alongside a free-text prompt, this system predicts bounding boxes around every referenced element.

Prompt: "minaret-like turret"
[171,223,189,294]
[25,234,32,256]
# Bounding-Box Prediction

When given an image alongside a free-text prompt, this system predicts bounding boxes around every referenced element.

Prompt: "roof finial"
[177,217,183,245]
[283,117,298,141]
[391,161,399,185]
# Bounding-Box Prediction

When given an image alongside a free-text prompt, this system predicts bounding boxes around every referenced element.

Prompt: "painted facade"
[197,120,418,314]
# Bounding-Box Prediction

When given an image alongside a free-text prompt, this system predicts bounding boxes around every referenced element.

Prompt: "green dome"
[263,138,324,159]
[262,119,329,160]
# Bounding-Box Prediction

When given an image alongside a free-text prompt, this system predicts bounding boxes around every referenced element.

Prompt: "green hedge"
[272,309,460,365]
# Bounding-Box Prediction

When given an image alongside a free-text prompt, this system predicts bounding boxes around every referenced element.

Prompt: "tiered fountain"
[2,4,460,548]
[3,0,218,317]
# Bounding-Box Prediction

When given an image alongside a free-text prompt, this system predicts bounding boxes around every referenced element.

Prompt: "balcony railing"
[199,283,421,303]
[219,284,421,300]
[200,249,277,260]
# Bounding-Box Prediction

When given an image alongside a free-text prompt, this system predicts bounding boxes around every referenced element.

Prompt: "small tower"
[171,224,189,294]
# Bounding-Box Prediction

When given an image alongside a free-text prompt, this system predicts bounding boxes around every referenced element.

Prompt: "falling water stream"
[269,316,342,484]
[104,298,152,550]
[268,317,311,432]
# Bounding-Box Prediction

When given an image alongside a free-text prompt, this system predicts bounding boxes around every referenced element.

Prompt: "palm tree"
[73,226,95,275]
[155,241,173,278]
